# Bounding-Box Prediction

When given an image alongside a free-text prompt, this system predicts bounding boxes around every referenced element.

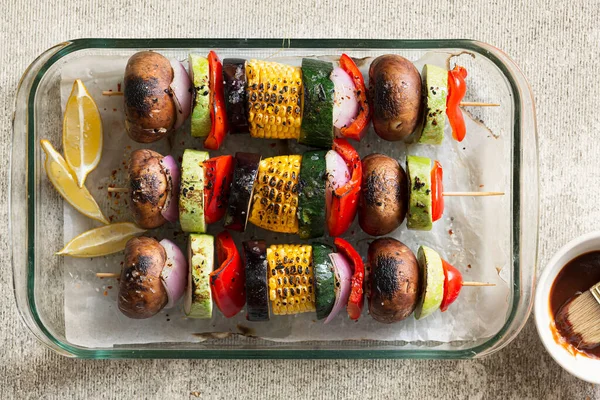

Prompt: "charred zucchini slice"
[185,233,214,319]
[415,245,445,319]
[299,58,335,148]
[312,243,335,320]
[406,155,433,231]
[297,150,327,239]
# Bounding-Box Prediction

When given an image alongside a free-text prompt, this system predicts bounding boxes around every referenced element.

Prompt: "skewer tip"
[108,187,129,193]
[459,101,500,107]
[96,272,120,279]
[102,91,124,96]
[462,281,496,287]
[442,191,504,197]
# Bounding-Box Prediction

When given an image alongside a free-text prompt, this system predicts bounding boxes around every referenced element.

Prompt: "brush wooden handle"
[591,281,600,304]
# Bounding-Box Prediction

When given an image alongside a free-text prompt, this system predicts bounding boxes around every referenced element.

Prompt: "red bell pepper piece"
[431,160,444,222]
[209,230,245,318]
[334,238,364,320]
[327,139,362,237]
[440,259,463,312]
[447,66,468,142]
[338,54,371,141]
[203,155,234,225]
[204,51,228,150]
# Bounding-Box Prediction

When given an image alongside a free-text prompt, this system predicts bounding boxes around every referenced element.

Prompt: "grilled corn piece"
[246,60,303,139]
[267,244,315,315]
[249,155,301,233]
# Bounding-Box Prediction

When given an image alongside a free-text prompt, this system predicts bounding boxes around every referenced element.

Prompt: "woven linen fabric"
[1,0,599,398]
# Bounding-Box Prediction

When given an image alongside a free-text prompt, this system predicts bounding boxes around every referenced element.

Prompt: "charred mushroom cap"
[124,51,176,143]
[369,55,423,142]
[359,154,408,236]
[128,149,168,229]
[368,237,420,323]
[118,236,168,319]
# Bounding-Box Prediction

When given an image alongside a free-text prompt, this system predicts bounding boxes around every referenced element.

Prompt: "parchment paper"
[60,50,511,348]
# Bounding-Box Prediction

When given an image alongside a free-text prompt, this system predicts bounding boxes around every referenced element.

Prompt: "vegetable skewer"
[109,148,502,238]
[114,51,499,150]
[103,89,498,108]
[96,236,493,323]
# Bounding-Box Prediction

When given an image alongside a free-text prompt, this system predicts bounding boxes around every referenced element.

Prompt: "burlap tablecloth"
[1,0,599,398]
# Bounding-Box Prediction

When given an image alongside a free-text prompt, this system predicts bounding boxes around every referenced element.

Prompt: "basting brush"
[555,281,600,350]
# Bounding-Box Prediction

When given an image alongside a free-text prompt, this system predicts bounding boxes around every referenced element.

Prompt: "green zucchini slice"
[299,58,335,148]
[189,54,211,138]
[406,155,433,231]
[297,150,327,239]
[312,243,335,320]
[418,64,448,145]
[179,149,210,232]
[185,233,214,319]
[415,245,445,319]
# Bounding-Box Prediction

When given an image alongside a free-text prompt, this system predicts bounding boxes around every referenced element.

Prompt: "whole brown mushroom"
[118,236,168,319]
[368,238,421,323]
[128,149,168,229]
[369,55,423,141]
[124,51,176,143]
[359,154,408,236]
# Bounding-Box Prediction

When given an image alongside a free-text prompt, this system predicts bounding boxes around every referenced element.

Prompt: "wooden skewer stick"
[107,188,504,197]
[102,90,498,108]
[95,271,497,286]
[442,191,504,197]
[462,281,496,287]
[109,185,502,197]
[459,102,500,107]
[97,272,120,279]
[108,187,129,193]
[94,270,496,286]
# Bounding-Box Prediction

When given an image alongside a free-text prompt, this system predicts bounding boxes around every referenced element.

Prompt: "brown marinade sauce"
[550,251,600,358]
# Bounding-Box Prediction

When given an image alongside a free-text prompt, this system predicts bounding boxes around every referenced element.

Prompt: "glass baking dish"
[10,39,538,359]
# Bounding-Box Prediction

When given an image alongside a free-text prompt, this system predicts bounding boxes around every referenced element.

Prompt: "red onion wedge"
[169,58,193,130]
[159,155,180,222]
[159,239,188,309]
[331,67,359,135]
[324,252,353,324]
[325,149,351,224]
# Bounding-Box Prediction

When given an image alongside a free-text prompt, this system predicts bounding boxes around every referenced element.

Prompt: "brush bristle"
[556,291,600,349]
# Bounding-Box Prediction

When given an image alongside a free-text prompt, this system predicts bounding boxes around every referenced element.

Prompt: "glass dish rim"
[15,38,532,359]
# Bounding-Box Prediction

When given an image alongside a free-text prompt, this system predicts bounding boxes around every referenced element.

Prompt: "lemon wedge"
[41,139,109,224]
[56,222,146,257]
[62,79,103,187]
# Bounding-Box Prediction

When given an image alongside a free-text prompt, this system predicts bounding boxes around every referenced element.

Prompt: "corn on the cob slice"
[249,155,301,233]
[246,60,303,139]
[267,244,315,315]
